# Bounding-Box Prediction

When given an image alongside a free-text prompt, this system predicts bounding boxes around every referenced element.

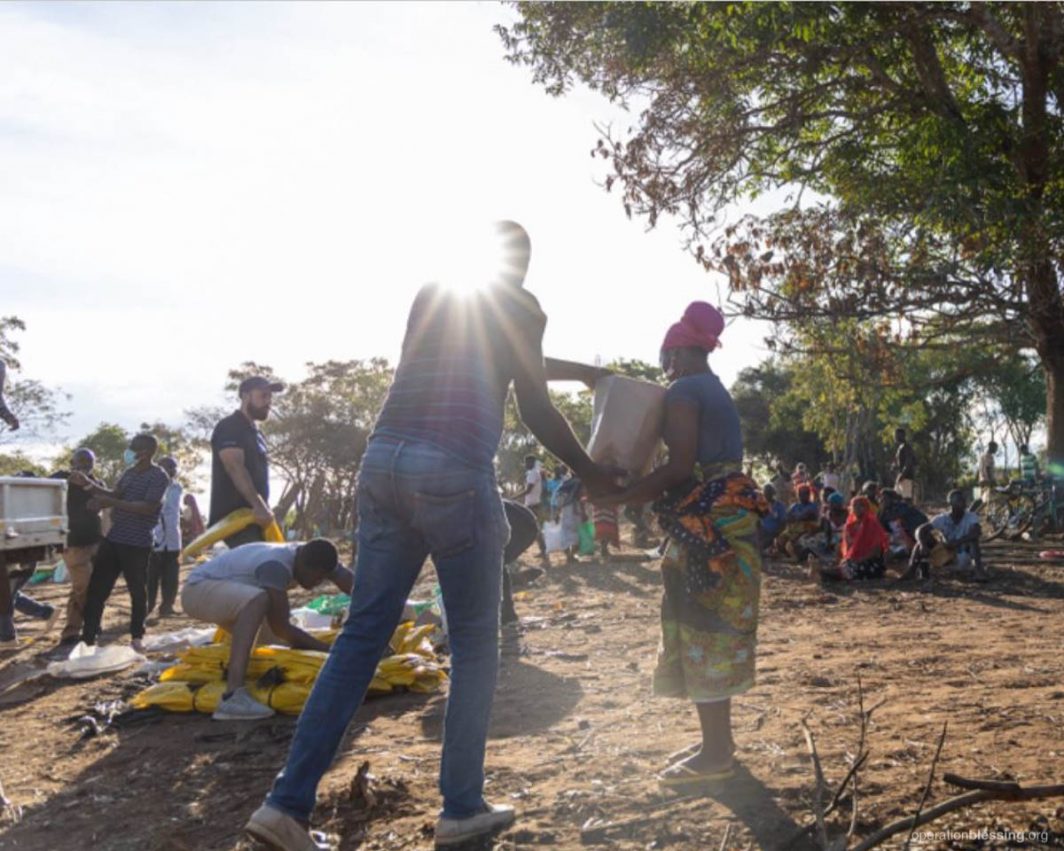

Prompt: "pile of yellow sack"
[131,622,447,716]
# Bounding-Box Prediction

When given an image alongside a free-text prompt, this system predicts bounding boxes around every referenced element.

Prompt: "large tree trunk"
[1020,4,1064,463]
[1043,351,1064,466]
[273,481,302,527]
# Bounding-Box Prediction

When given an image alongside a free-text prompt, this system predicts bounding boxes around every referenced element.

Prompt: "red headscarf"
[841,496,889,562]
[661,302,725,353]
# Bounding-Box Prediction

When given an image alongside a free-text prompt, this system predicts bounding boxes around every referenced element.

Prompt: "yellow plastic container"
[180,508,284,560]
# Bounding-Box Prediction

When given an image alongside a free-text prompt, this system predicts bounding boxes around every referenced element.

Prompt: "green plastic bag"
[307,594,351,616]
[578,521,596,556]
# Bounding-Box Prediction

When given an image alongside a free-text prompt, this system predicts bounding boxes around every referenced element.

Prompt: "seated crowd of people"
[758,464,989,583]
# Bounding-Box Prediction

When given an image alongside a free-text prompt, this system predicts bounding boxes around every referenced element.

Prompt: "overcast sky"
[1,2,771,461]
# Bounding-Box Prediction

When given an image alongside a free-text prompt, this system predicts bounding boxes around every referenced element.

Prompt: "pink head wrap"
[661,302,725,353]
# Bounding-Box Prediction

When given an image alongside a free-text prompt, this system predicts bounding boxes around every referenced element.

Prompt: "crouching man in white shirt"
[182,540,353,720]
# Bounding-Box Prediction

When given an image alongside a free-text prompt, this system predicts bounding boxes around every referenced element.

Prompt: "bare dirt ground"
[1,533,1063,850]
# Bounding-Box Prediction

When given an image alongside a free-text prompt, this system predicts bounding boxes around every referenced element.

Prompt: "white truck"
[0,476,68,618]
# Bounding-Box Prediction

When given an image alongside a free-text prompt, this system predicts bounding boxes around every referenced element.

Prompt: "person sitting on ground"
[877,488,928,557]
[182,539,353,720]
[860,480,882,514]
[818,496,890,582]
[821,491,850,554]
[758,483,787,552]
[904,490,987,582]
[775,485,820,558]
[1019,443,1040,483]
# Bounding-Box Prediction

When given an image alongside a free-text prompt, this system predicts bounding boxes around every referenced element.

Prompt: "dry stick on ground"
[848,676,867,839]
[903,721,948,850]
[801,719,831,850]
[784,687,882,848]
[0,777,21,824]
[851,779,1064,851]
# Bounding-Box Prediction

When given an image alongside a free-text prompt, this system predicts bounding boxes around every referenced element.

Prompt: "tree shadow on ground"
[419,660,583,742]
[798,560,1064,614]
[541,558,660,599]
[0,682,444,851]
[884,563,1064,613]
[762,558,810,582]
[702,763,821,850]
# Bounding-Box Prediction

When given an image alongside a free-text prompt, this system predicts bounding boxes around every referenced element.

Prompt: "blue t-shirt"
[787,502,819,523]
[761,499,787,535]
[373,283,547,470]
[665,372,743,465]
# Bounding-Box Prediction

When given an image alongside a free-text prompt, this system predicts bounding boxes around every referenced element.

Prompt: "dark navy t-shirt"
[665,372,743,465]
[210,411,270,525]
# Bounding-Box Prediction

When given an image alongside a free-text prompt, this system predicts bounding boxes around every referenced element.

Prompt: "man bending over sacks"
[182,540,354,721]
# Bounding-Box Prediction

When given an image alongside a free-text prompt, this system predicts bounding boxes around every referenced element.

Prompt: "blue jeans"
[10,570,52,619]
[267,438,509,821]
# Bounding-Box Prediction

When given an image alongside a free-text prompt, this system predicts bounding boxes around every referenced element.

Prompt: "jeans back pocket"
[411,489,477,559]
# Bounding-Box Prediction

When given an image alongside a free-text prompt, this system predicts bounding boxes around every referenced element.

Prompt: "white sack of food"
[586,376,666,476]
[543,520,566,554]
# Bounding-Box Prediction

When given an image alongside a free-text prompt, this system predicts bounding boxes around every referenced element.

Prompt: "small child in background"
[592,503,620,559]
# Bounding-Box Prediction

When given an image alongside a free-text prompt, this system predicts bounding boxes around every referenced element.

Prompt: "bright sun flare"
[434,223,517,294]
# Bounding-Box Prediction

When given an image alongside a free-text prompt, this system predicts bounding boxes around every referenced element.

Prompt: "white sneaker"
[435,803,516,847]
[245,804,321,850]
[130,638,146,653]
[212,687,275,721]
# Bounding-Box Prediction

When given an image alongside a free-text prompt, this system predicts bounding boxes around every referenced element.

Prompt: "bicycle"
[978,478,1064,541]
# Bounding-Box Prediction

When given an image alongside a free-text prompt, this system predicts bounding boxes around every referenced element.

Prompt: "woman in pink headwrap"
[598,302,767,788]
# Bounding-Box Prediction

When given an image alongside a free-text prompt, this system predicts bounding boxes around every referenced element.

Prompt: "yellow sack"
[130,682,196,712]
[191,681,227,713]
[180,508,284,561]
[160,663,224,684]
[250,682,312,715]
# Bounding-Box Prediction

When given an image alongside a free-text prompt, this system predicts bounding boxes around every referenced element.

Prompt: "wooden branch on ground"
[784,678,882,849]
[943,773,1021,793]
[0,778,20,824]
[852,779,1064,851]
[801,719,831,849]
[848,676,867,839]
[903,721,948,849]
